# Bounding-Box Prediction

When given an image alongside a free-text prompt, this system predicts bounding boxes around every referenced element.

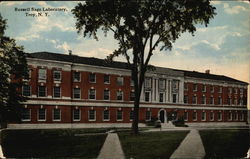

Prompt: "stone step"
[161,122,175,128]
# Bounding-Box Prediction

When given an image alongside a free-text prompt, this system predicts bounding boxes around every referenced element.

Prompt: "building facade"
[12,52,248,128]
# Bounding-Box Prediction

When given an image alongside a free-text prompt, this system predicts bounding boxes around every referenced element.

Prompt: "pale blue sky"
[0,1,249,85]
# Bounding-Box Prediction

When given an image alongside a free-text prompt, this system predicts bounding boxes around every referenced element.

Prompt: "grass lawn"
[118,131,189,159]
[200,129,249,159]
[0,128,108,158]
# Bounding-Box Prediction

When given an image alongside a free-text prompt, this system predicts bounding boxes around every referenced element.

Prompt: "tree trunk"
[132,98,140,134]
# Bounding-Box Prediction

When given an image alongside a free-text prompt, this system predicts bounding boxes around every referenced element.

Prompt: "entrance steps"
[161,122,175,128]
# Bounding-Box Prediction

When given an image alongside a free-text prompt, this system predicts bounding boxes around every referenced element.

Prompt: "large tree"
[0,14,28,127]
[72,0,216,134]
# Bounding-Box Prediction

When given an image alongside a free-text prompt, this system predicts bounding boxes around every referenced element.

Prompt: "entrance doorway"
[159,110,165,123]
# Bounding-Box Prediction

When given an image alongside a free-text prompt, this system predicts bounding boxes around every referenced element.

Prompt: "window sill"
[21,119,31,122]
[88,119,96,121]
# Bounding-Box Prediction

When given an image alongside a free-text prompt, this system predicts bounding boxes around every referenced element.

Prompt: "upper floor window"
[104,74,110,84]
[145,91,150,102]
[103,90,110,100]
[38,68,46,80]
[184,95,188,104]
[53,86,61,98]
[130,79,134,87]
[193,84,197,91]
[201,95,206,104]
[38,86,46,97]
[130,91,135,101]
[73,108,80,121]
[228,88,232,94]
[21,108,31,121]
[73,72,81,82]
[159,92,164,103]
[240,88,243,94]
[89,73,96,83]
[234,88,238,94]
[172,94,177,103]
[228,97,231,105]
[172,80,179,90]
[218,96,222,105]
[117,77,123,86]
[117,90,123,100]
[210,86,214,93]
[192,95,197,104]
[202,85,206,92]
[144,78,151,89]
[24,69,32,80]
[159,79,165,90]
[210,96,214,105]
[184,83,188,91]
[89,88,96,99]
[53,70,61,81]
[73,88,80,99]
[218,87,222,93]
[22,85,31,96]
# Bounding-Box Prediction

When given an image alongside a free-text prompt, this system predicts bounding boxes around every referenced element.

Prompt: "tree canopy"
[72,0,216,134]
[0,14,28,126]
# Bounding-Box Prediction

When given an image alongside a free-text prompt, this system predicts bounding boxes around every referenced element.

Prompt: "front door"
[160,110,165,123]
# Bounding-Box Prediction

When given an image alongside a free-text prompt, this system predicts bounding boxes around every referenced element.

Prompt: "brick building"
[10,52,248,128]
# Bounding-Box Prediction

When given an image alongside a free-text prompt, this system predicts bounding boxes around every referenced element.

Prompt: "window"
[210,96,214,105]
[73,88,80,99]
[184,95,188,104]
[192,95,197,104]
[172,80,179,90]
[239,97,243,105]
[89,89,96,99]
[38,68,46,80]
[104,75,110,84]
[89,73,96,83]
[193,111,197,121]
[234,88,238,94]
[23,85,31,96]
[228,88,232,94]
[202,95,206,104]
[103,110,110,121]
[228,112,232,121]
[144,78,151,88]
[73,109,80,121]
[218,112,222,121]
[130,79,134,87]
[240,113,244,121]
[228,97,231,105]
[53,86,61,98]
[117,91,123,100]
[193,84,197,91]
[53,109,61,121]
[240,88,243,94]
[103,90,110,100]
[159,79,165,90]
[146,111,151,121]
[130,110,134,121]
[234,98,237,105]
[184,112,188,121]
[38,86,46,97]
[145,91,150,102]
[24,69,31,80]
[219,87,222,93]
[210,86,214,93]
[38,108,46,121]
[210,112,214,121]
[202,85,206,92]
[53,70,61,81]
[88,110,96,121]
[173,94,177,103]
[130,91,135,101]
[117,110,123,121]
[184,83,188,90]
[159,92,164,103]
[117,77,123,86]
[73,72,80,82]
[21,108,31,121]
[234,113,238,121]
[218,96,222,105]
[201,112,206,121]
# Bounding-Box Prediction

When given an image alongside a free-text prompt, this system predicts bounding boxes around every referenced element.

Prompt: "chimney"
[68,50,72,56]
[205,70,210,74]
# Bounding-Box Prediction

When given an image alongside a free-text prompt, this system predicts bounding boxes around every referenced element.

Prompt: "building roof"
[26,52,248,85]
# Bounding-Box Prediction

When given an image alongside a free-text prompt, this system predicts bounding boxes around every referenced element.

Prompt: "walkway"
[170,129,205,159]
[0,130,5,159]
[97,133,125,159]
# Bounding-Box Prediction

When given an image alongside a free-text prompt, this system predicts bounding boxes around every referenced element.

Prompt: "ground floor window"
[73,109,80,121]
[38,108,46,121]
[217,112,222,121]
[192,111,197,121]
[21,108,31,121]
[184,111,188,121]
[201,111,206,121]
[88,110,96,121]
[210,112,214,121]
[240,113,244,121]
[130,110,134,121]
[53,109,61,121]
[228,112,232,121]
[103,110,110,121]
[117,110,123,121]
[145,110,151,121]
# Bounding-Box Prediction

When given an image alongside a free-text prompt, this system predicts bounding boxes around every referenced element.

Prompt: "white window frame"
[129,110,134,121]
[159,92,164,103]
[240,113,244,121]
[228,112,232,121]
[116,110,123,121]
[144,78,152,89]
[145,91,151,102]
[210,96,214,105]
[38,108,46,121]
[218,96,222,105]
[73,72,81,82]
[184,95,188,104]
[53,70,61,81]
[210,112,214,121]
[218,87,222,93]
[145,110,151,121]
[21,108,31,121]
[202,95,206,105]
[103,90,110,100]
[104,74,110,84]
[202,85,206,92]
[103,110,110,121]
[159,79,165,90]
[130,91,135,101]
[89,73,96,83]
[210,86,214,93]
[53,86,61,98]
[218,112,222,121]
[73,88,81,99]
[184,83,188,91]
[38,68,46,81]
[130,79,134,87]
[117,90,123,101]
[38,86,46,97]
[235,113,238,121]
[201,111,206,121]
[184,111,188,121]
[22,85,31,97]
[88,110,96,121]
[193,84,197,91]
[192,95,197,104]
[117,76,124,86]
[53,108,61,121]
[73,109,81,121]
[192,111,197,121]
[89,88,96,100]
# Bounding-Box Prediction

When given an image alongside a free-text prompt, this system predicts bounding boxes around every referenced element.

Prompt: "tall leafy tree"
[72,0,216,134]
[0,14,28,127]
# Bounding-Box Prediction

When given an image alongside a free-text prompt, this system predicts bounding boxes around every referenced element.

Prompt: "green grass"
[118,131,189,159]
[1,128,108,158]
[200,129,249,159]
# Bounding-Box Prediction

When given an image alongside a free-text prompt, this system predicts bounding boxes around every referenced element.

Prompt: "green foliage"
[200,129,249,158]
[0,14,28,124]
[172,116,188,127]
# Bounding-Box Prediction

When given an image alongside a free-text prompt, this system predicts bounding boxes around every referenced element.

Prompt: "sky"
[0,1,249,107]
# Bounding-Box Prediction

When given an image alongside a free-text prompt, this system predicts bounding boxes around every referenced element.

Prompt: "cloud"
[1,1,24,6]
[223,3,248,14]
